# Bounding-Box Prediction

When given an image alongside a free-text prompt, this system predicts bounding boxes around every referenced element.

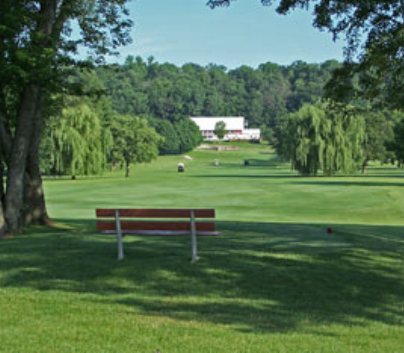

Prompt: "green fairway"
[1,143,403,353]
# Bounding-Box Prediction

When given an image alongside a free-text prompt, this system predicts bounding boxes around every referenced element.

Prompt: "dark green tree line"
[94,57,340,130]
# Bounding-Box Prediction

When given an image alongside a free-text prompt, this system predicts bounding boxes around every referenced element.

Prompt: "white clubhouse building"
[190,116,260,141]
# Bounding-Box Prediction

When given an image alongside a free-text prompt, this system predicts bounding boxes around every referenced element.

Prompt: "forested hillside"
[39,56,404,178]
[94,56,340,128]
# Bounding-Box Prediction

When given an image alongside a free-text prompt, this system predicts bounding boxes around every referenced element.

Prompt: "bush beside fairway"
[1,143,403,353]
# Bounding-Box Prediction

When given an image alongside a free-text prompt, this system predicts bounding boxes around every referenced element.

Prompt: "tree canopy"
[386,111,404,166]
[362,110,395,171]
[214,121,227,140]
[277,103,366,176]
[207,0,404,109]
[94,57,340,130]
[109,116,163,177]
[45,102,108,178]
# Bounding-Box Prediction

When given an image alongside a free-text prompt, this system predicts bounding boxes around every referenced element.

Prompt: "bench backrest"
[96,208,217,236]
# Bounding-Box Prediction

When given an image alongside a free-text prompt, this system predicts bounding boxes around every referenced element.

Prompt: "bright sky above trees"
[113,0,344,68]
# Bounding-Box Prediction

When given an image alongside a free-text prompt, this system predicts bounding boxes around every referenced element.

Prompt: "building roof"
[190,116,245,131]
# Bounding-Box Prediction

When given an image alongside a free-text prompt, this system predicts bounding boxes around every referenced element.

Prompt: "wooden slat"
[100,230,220,236]
[96,208,215,218]
[96,220,216,232]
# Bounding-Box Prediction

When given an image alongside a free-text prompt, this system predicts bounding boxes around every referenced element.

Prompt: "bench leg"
[115,210,124,260]
[190,210,199,263]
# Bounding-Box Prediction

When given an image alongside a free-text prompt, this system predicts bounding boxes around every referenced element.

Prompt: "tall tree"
[362,110,394,172]
[47,102,107,178]
[0,0,132,234]
[175,119,203,154]
[151,119,180,155]
[278,103,365,176]
[110,116,163,177]
[386,111,404,166]
[214,120,227,140]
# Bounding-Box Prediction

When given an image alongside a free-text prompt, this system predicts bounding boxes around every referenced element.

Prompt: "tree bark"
[0,161,5,237]
[125,160,130,177]
[23,168,51,226]
[0,162,4,204]
[0,114,12,159]
[23,94,51,226]
[1,94,13,237]
[361,160,368,174]
[5,85,40,233]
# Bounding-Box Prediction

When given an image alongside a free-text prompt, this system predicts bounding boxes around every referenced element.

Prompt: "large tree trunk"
[0,110,11,236]
[23,95,51,226]
[0,162,4,204]
[0,161,5,237]
[5,85,40,233]
[23,168,51,226]
[361,159,368,174]
[125,159,131,177]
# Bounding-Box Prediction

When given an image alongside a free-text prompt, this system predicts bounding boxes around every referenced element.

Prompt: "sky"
[112,0,345,69]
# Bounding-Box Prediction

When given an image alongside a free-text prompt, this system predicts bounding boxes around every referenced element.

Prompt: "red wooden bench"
[96,208,218,262]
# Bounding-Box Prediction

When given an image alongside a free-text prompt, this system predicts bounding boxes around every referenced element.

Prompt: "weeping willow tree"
[46,103,111,178]
[281,103,365,176]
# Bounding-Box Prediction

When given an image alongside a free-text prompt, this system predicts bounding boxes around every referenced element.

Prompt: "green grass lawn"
[1,143,403,353]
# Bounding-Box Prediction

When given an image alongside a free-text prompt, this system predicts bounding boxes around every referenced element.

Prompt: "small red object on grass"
[326,227,333,234]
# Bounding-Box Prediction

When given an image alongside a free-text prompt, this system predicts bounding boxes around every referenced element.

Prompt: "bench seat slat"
[100,230,220,236]
[96,208,215,218]
[96,220,216,232]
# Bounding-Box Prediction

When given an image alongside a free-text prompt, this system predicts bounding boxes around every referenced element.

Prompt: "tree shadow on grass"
[292,180,404,187]
[194,174,300,179]
[0,219,403,333]
[194,173,404,182]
